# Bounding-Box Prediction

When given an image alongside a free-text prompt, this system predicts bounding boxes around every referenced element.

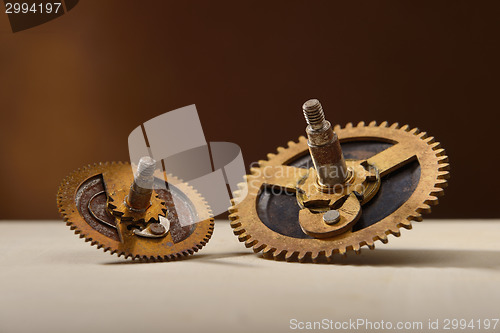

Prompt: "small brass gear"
[57,162,214,261]
[106,174,167,223]
[229,121,449,262]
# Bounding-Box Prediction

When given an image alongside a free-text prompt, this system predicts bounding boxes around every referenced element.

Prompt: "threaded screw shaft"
[136,156,156,187]
[127,156,157,211]
[302,99,325,130]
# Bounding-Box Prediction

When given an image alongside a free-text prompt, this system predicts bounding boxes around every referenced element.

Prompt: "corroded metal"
[229,121,449,262]
[303,99,348,187]
[57,162,214,261]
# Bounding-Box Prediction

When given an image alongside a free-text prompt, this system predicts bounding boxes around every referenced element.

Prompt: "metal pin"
[303,99,348,187]
[126,156,157,212]
[323,209,340,225]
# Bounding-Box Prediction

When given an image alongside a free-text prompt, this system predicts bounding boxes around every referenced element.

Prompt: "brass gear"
[229,121,449,262]
[106,173,167,223]
[57,162,214,261]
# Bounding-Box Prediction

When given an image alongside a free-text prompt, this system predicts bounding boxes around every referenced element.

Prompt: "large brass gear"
[229,121,449,262]
[57,162,214,261]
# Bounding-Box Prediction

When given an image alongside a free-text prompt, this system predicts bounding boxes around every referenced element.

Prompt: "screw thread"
[302,99,325,130]
[135,156,156,188]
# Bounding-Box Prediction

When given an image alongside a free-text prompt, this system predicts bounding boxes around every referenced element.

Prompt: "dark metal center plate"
[256,141,421,239]
[75,176,196,243]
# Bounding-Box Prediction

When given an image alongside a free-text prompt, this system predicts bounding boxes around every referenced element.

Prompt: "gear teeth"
[437,155,449,163]
[230,219,241,229]
[244,238,258,248]
[285,251,298,262]
[276,146,286,153]
[438,163,450,171]
[377,234,389,244]
[311,251,323,263]
[417,203,432,214]
[409,214,423,222]
[389,229,401,237]
[262,246,276,259]
[298,251,311,263]
[229,122,449,262]
[400,222,412,230]
[269,249,283,260]
[418,131,428,139]
[430,187,445,197]
[425,136,435,144]
[238,233,251,242]
[429,142,442,150]
[323,248,334,259]
[435,179,448,188]
[232,226,245,235]
[366,241,375,250]
[229,202,238,211]
[434,148,446,156]
[253,243,266,252]
[425,196,439,205]
[267,153,277,160]
[58,163,214,262]
[409,127,420,135]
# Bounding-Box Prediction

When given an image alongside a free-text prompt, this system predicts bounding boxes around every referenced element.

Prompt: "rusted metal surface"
[57,162,214,261]
[126,157,156,211]
[298,192,361,238]
[303,99,348,187]
[149,222,166,235]
[229,121,450,262]
[75,175,119,241]
[105,171,167,224]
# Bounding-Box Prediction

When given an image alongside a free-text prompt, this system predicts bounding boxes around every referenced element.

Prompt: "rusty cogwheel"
[229,121,449,263]
[57,162,214,261]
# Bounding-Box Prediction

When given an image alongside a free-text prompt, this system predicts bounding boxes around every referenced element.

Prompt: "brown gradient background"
[0,1,498,220]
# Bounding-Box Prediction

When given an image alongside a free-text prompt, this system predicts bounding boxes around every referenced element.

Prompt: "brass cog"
[57,162,214,261]
[106,172,167,223]
[229,121,449,263]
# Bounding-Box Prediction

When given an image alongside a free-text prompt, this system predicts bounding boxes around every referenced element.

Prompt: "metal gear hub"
[229,99,449,263]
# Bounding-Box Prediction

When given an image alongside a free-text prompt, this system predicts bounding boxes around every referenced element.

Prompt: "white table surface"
[1,220,499,333]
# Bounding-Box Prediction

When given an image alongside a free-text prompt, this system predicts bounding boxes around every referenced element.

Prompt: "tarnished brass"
[229,121,450,262]
[298,192,361,238]
[303,99,348,186]
[106,173,167,223]
[57,162,214,261]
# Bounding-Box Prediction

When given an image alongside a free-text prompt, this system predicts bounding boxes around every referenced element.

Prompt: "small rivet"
[149,223,166,235]
[323,210,340,225]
